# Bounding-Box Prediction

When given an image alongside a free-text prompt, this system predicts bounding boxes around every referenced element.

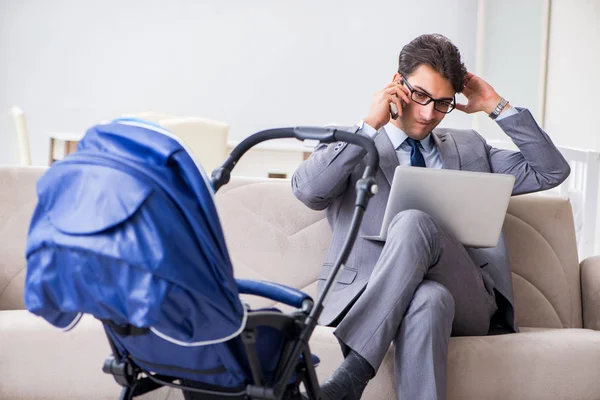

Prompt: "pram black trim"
[132,356,228,375]
[148,374,247,398]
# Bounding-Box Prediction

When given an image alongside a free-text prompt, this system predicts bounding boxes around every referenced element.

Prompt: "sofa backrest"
[215,178,331,311]
[217,178,583,329]
[504,195,581,328]
[0,169,583,329]
[0,167,45,310]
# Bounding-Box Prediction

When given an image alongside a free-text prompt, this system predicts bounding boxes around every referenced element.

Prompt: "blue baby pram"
[24,118,379,400]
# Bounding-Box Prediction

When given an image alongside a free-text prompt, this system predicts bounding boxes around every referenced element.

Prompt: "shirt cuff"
[495,105,519,121]
[357,120,378,137]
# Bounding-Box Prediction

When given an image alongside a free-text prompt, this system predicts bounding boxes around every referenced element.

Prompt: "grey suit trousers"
[334,209,498,400]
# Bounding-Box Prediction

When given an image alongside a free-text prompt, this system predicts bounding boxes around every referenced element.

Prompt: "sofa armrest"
[581,255,600,330]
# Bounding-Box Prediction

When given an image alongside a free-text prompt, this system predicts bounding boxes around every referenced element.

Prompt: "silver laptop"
[363,166,515,248]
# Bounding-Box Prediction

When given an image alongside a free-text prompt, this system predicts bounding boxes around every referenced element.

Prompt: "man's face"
[393,64,456,140]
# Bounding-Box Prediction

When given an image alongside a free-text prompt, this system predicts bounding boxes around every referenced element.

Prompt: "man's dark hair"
[398,33,467,93]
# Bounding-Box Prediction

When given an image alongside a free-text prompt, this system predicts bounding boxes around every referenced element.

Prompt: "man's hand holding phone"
[364,80,411,131]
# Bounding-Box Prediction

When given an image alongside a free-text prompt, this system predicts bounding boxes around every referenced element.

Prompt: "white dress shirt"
[358,106,519,169]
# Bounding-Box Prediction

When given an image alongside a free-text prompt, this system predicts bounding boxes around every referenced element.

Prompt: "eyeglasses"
[401,76,456,114]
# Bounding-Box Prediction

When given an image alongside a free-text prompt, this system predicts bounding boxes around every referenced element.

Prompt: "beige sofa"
[2,166,600,399]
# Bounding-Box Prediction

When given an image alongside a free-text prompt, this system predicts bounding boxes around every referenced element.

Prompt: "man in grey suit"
[292,34,570,400]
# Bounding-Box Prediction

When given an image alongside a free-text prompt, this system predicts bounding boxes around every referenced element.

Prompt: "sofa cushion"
[3,310,600,400]
[447,327,600,399]
[0,311,121,400]
[308,326,600,400]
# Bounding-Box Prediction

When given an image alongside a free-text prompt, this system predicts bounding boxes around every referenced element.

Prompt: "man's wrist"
[483,95,503,115]
[496,101,511,117]
[487,97,510,119]
[359,120,378,137]
[363,117,382,132]
[494,105,518,121]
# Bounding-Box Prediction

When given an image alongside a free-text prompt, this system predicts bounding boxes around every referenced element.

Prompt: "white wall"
[545,0,600,151]
[0,0,478,166]
[545,0,600,257]
[2,1,597,254]
[473,0,549,140]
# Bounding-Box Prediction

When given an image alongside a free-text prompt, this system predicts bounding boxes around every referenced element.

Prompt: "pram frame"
[102,126,379,400]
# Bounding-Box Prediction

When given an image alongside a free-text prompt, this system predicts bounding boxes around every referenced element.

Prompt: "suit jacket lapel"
[373,128,460,182]
[433,130,460,170]
[374,128,399,186]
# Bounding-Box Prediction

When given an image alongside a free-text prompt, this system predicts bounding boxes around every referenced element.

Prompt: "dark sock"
[320,350,375,400]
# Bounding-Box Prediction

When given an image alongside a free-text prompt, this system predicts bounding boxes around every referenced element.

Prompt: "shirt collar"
[383,122,434,153]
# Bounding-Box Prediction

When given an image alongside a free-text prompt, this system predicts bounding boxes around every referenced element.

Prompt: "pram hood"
[25,118,247,346]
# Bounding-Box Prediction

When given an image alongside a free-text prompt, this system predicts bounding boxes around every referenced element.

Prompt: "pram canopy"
[25,118,246,345]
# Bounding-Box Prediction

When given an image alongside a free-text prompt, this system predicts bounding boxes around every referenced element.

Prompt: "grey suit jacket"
[292,108,570,331]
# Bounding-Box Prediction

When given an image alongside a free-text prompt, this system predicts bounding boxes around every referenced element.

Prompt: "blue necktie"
[405,138,426,167]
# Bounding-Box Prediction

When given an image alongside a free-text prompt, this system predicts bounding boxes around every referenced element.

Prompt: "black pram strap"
[101,319,149,337]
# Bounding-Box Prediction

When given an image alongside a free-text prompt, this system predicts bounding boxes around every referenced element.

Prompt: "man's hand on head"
[364,81,411,131]
[455,72,509,116]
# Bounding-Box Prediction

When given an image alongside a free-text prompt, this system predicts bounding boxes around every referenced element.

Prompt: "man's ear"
[392,72,402,84]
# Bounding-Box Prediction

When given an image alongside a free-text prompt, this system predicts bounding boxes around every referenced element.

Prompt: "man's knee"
[410,281,455,322]
[387,209,438,239]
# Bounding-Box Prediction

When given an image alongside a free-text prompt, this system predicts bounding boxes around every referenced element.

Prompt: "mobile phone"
[389,102,399,120]
[389,79,403,119]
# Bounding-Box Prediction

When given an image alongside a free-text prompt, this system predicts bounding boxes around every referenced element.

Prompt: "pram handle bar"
[236,279,314,311]
[210,125,380,399]
[210,126,379,192]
